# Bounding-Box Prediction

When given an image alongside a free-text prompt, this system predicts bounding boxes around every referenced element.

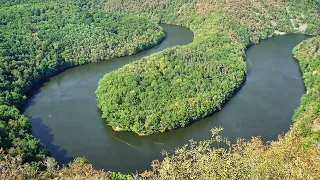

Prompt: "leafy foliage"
[0,152,114,179]
[0,0,107,10]
[1,129,319,179]
[0,1,164,162]
[292,36,320,146]
[96,0,320,135]
[141,128,320,179]
[0,0,319,179]
[284,0,320,34]
[0,105,48,162]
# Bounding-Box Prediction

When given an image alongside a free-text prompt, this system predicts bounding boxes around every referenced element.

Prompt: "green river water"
[24,24,308,173]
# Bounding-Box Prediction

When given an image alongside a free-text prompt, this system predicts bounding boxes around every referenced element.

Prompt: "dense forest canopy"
[142,35,320,180]
[0,0,107,10]
[140,128,320,179]
[292,36,320,145]
[140,33,320,180]
[0,0,164,171]
[96,0,320,135]
[0,0,319,179]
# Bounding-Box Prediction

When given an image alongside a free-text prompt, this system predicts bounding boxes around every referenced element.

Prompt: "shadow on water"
[23,24,195,173]
[28,116,74,165]
[24,82,74,165]
[24,89,41,109]
[24,26,310,173]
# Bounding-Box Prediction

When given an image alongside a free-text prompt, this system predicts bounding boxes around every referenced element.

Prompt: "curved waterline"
[24,24,194,171]
[24,24,308,173]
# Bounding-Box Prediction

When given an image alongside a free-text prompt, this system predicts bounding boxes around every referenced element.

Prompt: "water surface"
[24,26,308,173]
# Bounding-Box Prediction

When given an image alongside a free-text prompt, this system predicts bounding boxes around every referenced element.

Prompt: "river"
[24,24,308,173]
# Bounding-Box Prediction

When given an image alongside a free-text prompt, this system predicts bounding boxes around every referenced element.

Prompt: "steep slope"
[293,36,320,145]
[0,2,164,163]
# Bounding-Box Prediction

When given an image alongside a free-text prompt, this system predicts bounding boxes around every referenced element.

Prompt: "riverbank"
[24,24,194,173]
[2,0,320,179]
[292,36,320,145]
[97,0,320,136]
[0,2,165,164]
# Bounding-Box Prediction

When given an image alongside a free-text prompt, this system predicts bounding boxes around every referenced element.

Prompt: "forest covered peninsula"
[0,0,320,179]
[97,0,320,137]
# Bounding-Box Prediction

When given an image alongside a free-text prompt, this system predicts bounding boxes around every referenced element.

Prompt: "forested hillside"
[140,128,320,179]
[0,1,164,176]
[97,0,320,135]
[141,36,320,178]
[0,0,107,10]
[293,36,320,145]
[0,0,319,179]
